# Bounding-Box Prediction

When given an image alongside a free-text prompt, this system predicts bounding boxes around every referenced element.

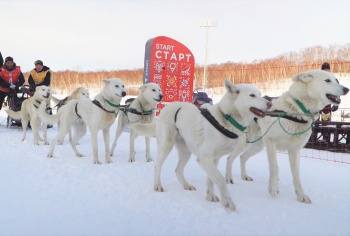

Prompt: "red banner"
[144,36,195,115]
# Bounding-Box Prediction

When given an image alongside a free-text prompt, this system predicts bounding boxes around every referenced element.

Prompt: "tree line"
[24,44,350,95]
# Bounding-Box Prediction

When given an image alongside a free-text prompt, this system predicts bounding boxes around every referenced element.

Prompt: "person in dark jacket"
[28,60,51,93]
[319,62,338,121]
[0,52,3,66]
[0,56,25,110]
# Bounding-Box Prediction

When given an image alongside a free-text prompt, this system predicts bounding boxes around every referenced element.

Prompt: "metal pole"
[199,19,216,92]
[203,26,209,92]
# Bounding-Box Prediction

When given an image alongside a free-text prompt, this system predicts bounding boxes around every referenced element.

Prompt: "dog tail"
[38,101,60,125]
[50,96,61,107]
[130,122,156,137]
[5,109,22,120]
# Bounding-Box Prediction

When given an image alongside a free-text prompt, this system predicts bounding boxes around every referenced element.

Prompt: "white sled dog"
[38,78,126,164]
[154,79,272,211]
[51,87,90,144]
[225,69,349,204]
[110,83,163,162]
[5,85,52,145]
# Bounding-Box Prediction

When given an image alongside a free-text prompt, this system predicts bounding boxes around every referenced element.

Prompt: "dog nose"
[122,91,126,97]
[159,94,164,100]
[344,87,349,95]
[267,101,272,109]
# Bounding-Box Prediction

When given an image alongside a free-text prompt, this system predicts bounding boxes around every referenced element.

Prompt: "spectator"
[0,56,25,110]
[28,60,51,93]
[0,51,3,66]
[319,62,338,121]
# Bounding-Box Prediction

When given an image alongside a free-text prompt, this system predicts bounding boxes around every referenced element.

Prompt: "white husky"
[154,79,272,211]
[38,78,126,164]
[5,85,52,145]
[225,70,349,203]
[110,83,163,162]
[51,87,90,144]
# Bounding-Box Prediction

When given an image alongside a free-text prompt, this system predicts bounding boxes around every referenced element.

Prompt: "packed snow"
[0,91,349,236]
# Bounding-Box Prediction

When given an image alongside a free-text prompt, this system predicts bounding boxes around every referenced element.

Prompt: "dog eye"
[250,94,256,97]
[325,79,331,82]
[152,89,156,92]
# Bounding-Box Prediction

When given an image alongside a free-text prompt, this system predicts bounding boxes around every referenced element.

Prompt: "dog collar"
[295,99,311,115]
[92,100,119,114]
[105,99,121,108]
[224,114,247,132]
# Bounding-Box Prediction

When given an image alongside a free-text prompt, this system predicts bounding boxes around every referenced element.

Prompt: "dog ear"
[102,79,110,84]
[293,72,314,83]
[139,84,147,92]
[224,79,238,94]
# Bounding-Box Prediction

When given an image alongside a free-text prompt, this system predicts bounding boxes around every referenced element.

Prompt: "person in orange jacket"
[0,56,25,110]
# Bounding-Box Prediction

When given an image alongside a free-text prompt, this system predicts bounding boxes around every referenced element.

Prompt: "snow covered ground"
[0,97,349,235]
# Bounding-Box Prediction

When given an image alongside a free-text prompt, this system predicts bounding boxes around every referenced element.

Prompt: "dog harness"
[174,107,241,139]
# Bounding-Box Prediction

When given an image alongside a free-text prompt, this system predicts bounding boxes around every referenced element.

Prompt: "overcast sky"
[1,0,349,72]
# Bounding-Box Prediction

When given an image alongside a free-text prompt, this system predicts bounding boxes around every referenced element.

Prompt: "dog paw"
[93,160,102,164]
[206,193,219,202]
[154,186,164,192]
[106,158,113,164]
[269,186,279,197]
[47,154,54,158]
[297,194,312,204]
[226,178,234,184]
[76,154,84,157]
[146,157,153,162]
[222,198,236,211]
[183,184,196,191]
[242,175,254,181]
[128,158,136,163]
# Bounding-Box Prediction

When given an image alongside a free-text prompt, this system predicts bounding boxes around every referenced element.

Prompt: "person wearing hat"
[0,56,25,110]
[28,60,52,94]
[319,62,338,121]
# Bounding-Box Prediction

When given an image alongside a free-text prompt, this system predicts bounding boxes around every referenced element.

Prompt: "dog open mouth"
[250,107,266,118]
[154,98,163,102]
[43,94,50,99]
[326,94,341,104]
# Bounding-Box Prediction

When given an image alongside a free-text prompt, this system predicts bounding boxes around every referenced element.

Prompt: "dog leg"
[225,138,248,184]
[90,128,101,164]
[48,130,66,158]
[20,118,30,142]
[198,155,236,211]
[145,136,153,162]
[174,139,196,190]
[103,128,112,163]
[110,115,127,157]
[43,123,49,145]
[154,138,174,192]
[265,140,279,197]
[129,129,137,162]
[31,118,42,145]
[205,158,220,202]
[240,139,264,181]
[288,149,311,203]
[70,123,86,158]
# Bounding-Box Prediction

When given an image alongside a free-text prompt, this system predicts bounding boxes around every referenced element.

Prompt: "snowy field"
[0,97,349,236]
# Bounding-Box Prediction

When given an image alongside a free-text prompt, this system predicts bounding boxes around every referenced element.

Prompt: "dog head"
[101,78,126,102]
[139,83,163,104]
[72,87,90,100]
[34,85,52,102]
[220,79,272,123]
[290,70,349,110]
